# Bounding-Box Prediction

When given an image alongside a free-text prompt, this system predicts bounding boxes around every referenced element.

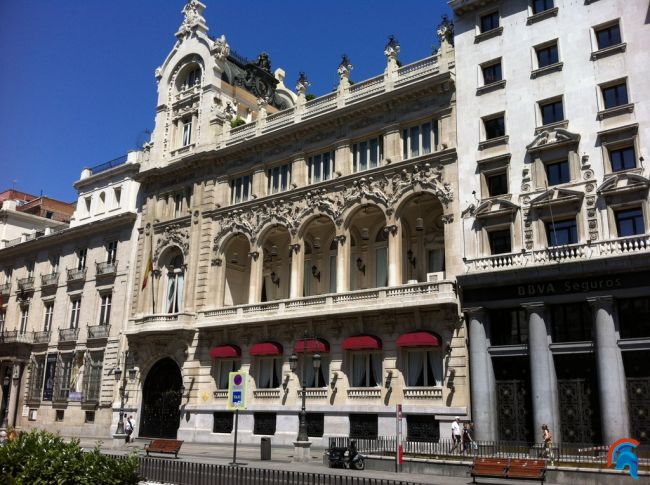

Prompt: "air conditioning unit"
[426,272,445,282]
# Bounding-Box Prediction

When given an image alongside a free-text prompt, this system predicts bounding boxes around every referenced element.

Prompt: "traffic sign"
[227,371,247,410]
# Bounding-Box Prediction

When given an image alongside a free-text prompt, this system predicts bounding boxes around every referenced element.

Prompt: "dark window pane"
[551,303,592,342]
[610,146,636,171]
[596,24,621,49]
[253,412,277,435]
[306,413,324,437]
[536,44,559,67]
[350,413,378,439]
[615,208,645,237]
[480,12,499,33]
[602,83,628,109]
[407,415,440,442]
[487,172,508,196]
[533,0,553,14]
[489,229,512,255]
[485,116,505,139]
[483,62,502,84]
[488,308,529,345]
[541,101,564,125]
[546,219,577,246]
[618,297,650,339]
[213,412,234,433]
[545,160,570,185]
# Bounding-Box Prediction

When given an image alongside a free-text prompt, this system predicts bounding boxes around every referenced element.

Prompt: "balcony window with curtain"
[351,353,382,387]
[166,255,184,313]
[257,357,281,389]
[216,359,238,389]
[406,349,442,386]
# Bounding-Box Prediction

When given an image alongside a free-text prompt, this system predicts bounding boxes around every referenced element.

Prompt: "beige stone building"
[123,2,467,445]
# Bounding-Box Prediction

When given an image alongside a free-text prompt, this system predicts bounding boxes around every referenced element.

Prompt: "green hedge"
[0,429,140,485]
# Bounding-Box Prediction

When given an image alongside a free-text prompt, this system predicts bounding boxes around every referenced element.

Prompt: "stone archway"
[140,358,183,439]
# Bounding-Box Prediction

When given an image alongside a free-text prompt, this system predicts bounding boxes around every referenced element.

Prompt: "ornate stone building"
[124,2,467,445]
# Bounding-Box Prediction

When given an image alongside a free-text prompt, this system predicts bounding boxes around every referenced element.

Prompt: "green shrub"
[305,93,316,101]
[0,428,140,485]
[230,116,246,128]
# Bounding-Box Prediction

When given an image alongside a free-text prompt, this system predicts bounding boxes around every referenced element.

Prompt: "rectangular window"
[83,351,104,403]
[545,160,570,185]
[536,43,559,68]
[106,241,118,264]
[487,172,508,196]
[216,359,238,389]
[351,353,381,387]
[488,229,512,255]
[70,298,81,329]
[618,297,650,339]
[77,249,87,270]
[353,137,383,172]
[253,412,277,435]
[99,293,112,325]
[28,356,45,401]
[551,303,592,342]
[0,310,5,333]
[113,187,122,208]
[230,175,252,204]
[595,23,621,49]
[610,146,636,171]
[308,151,336,183]
[406,349,442,387]
[43,302,54,332]
[482,62,502,85]
[85,411,95,423]
[27,261,35,278]
[349,413,378,440]
[407,415,440,442]
[402,121,438,160]
[182,119,192,146]
[213,412,234,433]
[55,354,73,401]
[174,193,183,218]
[488,308,529,345]
[484,116,505,139]
[546,219,577,246]
[532,0,553,14]
[480,11,499,33]
[615,208,645,237]
[267,164,291,194]
[602,82,628,109]
[540,100,564,125]
[299,354,328,388]
[257,357,280,389]
[20,306,29,334]
[51,255,60,273]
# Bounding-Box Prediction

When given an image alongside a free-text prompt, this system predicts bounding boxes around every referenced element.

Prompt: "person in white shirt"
[450,416,462,453]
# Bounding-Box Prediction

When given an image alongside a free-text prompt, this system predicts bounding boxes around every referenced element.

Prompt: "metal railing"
[90,154,127,175]
[96,260,118,276]
[87,324,110,339]
[0,330,33,344]
[33,331,51,344]
[0,282,11,295]
[41,272,59,287]
[17,277,35,291]
[59,327,79,342]
[67,267,87,282]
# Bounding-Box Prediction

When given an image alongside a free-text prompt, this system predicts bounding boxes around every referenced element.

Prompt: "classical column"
[524,303,560,442]
[213,259,226,307]
[6,363,21,428]
[589,296,629,444]
[386,221,403,287]
[466,308,498,441]
[289,243,304,299]
[335,231,350,293]
[383,124,401,163]
[248,249,263,304]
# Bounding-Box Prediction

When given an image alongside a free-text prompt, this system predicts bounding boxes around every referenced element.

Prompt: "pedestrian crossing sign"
[227,371,247,410]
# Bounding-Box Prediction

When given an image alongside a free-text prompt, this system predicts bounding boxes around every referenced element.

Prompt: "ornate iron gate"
[627,377,650,443]
[496,379,532,443]
[140,358,183,439]
[558,378,601,443]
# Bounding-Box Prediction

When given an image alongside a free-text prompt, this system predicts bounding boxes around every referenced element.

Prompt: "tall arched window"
[166,254,184,313]
[183,67,201,90]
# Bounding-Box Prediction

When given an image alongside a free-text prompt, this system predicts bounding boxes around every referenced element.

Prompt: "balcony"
[0,282,10,296]
[403,387,443,399]
[128,312,196,336]
[297,389,328,399]
[347,388,381,399]
[41,272,60,288]
[0,330,33,344]
[463,234,650,273]
[253,389,281,399]
[87,324,110,340]
[33,331,51,344]
[95,261,118,277]
[67,267,87,283]
[17,277,35,292]
[59,328,79,343]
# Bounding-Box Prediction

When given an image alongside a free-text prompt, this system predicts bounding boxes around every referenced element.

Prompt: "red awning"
[341,335,382,351]
[249,342,283,356]
[293,338,330,353]
[396,331,441,348]
[210,344,241,359]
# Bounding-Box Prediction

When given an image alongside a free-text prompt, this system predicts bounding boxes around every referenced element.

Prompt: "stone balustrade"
[297,389,328,399]
[403,387,443,399]
[347,388,382,399]
[253,389,281,399]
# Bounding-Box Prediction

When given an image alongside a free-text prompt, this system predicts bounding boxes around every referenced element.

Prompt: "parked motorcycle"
[327,440,365,470]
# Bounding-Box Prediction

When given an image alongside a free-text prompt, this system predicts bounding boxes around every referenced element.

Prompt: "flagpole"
[150,233,156,315]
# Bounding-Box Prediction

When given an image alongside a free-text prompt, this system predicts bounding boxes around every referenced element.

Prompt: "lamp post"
[113,350,135,436]
[289,333,321,443]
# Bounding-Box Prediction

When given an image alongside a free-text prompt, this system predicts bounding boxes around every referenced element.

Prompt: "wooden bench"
[144,439,184,458]
[470,457,546,484]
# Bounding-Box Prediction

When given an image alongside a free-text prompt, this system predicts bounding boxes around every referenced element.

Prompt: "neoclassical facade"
[122,3,467,445]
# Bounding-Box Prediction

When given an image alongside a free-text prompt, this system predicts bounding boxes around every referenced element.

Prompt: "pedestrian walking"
[450,416,462,453]
[542,424,554,465]
[463,421,476,454]
[125,415,135,444]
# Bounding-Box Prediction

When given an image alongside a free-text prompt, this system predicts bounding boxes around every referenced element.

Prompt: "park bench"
[144,439,184,458]
[470,457,546,484]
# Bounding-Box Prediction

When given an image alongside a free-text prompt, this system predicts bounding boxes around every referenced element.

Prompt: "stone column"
[589,296,629,444]
[335,141,351,178]
[248,249,263,304]
[6,363,21,428]
[289,243,304,299]
[383,124,401,164]
[335,231,350,293]
[466,308,498,441]
[524,303,560,442]
[387,221,403,287]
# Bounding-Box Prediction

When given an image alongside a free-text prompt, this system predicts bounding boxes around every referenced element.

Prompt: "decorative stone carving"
[154,67,163,83]
[155,224,190,261]
[337,55,353,80]
[295,72,310,95]
[212,35,230,62]
[384,35,400,61]
[177,0,207,38]
[526,128,580,152]
[436,15,455,47]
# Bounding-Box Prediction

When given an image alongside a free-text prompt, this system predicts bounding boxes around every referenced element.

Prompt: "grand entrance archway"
[140,358,183,438]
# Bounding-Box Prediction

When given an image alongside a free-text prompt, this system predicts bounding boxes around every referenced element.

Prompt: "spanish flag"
[142,253,153,290]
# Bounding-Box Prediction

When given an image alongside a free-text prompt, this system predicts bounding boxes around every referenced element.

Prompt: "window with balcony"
[484,115,506,140]
[82,351,104,403]
[267,163,291,194]
[298,354,329,388]
[402,120,438,159]
[489,308,528,345]
[308,150,336,183]
[165,254,184,314]
[230,174,252,204]
[53,354,73,401]
[618,297,650,339]
[406,349,442,387]
[551,302,592,342]
[106,241,118,264]
[480,11,499,33]
[0,310,5,333]
[482,60,502,85]
[353,137,383,172]
[76,249,87,270]
[50,255,60,274]
[535,41,559,68]
[545,160,570,186]
[43,302,54,332]
[615,208,645,237]
[20,306,29,334]
[595,22,621,50]
[609,146,636,172]
[602,82,628,109]
[256,357,281,389]
[26,261,34,278]
[351,352,382,387]
[546,219,577,246]
[28,356,46,401]
[539,99,564,126]
[99,293,112,325]
[215,359,239,389]
[69,298,81,329]
[532,0,554,14]
[487,172,508,197]
[488,229,512,255]
[181,118,192,147]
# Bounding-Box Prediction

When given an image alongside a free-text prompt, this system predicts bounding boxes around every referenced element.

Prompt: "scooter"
[327,440,365,470]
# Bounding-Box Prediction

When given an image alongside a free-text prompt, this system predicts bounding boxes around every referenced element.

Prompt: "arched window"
[166,254,184,313]
[183,67,201,90]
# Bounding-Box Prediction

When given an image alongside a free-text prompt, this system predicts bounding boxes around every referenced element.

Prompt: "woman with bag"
[125,415,135,444]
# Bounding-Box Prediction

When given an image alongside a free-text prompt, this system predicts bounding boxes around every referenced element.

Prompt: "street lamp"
[289,333,321,443]
[113,350,136,436]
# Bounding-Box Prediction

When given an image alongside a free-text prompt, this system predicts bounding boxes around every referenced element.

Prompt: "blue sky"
[0,1,451,202]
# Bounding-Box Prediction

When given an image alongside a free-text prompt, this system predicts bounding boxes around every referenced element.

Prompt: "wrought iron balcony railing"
[96,261,118,276]
[0,282,11,296]
[17,277,35,291]
[87,324,110,339]
[33,331,51,344]
[67,267,87,282]
[0,330,33,344]
[59,327,80,342]
[41,272,60,288]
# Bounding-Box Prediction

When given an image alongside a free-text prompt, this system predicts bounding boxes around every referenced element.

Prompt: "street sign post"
[227,371,248,465]
[396,404,403,472]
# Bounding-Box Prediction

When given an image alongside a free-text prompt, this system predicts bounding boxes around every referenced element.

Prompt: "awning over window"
[396,331,441,348]
[293,338,330,353]
[209,344,241,359]
[249,341,283,356]
[341,335,382,351]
